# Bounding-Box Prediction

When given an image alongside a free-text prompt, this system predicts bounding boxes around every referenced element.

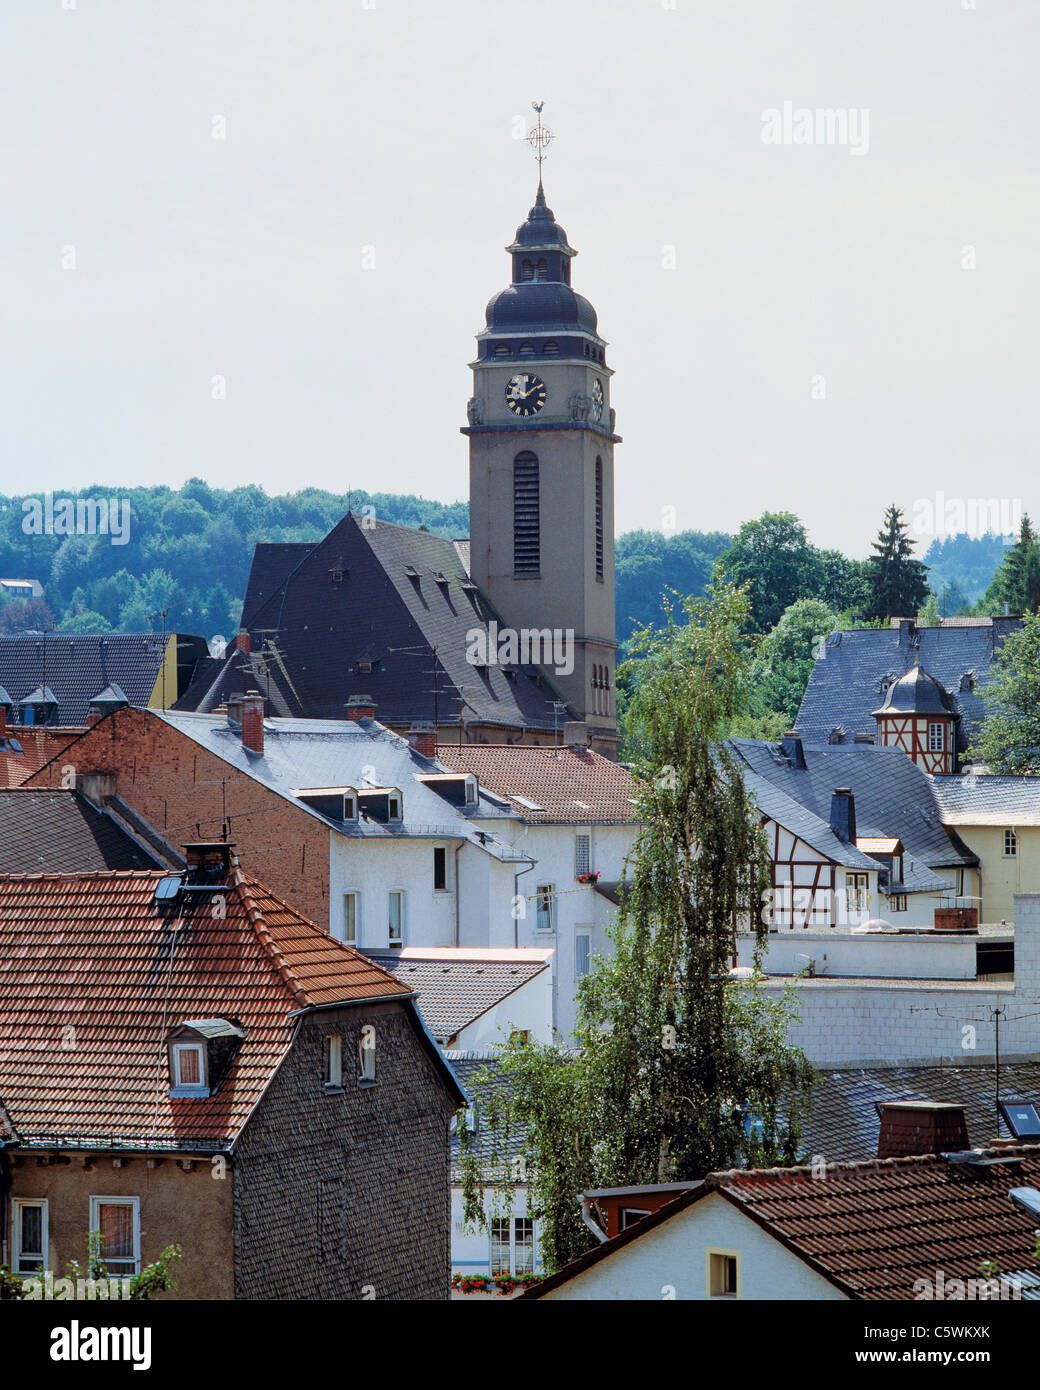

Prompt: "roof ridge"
[710,1139,1040,1185]
[231,867,312,1010]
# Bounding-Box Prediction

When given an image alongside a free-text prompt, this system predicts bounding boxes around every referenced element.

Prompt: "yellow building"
[932,776,1040,924]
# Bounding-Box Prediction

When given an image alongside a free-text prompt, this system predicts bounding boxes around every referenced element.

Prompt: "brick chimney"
[409,722,437,758]
[877,1101,970,1159]
[87,709,102,728]
[235,630,251,655]
[829,787,856,844]
[346,695,376,722]
[240,691,264,755]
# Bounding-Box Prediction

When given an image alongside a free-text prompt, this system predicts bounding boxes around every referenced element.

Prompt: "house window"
[324,1034,343,1088]
[343,793,357,821]
[928,722,945,752]
[465,776,477,805]
[574,833,591,878]
[575,930,591,979]
[846,873,869,914]
[1004,828,1018,858]
[388,890,405,944]
[171,1042,207,1094]
[358,1026,376,1082]
[513,452,540,574]
[619,1206,652,1232]
[707,1249,739,1298]
[12,1198,47,1273]
[891,895,908,912]
[509,1029,530,1046]
[490,1217,535,1276]
[338,891,359,944]
[434,846,448,891]
[595,457,604,581]
[388,793,402,821]
[535,884,554,932]
[89,1197,140,1277]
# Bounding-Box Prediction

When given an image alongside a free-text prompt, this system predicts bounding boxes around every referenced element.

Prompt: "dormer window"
[343,790,357,821]
[168,1018,244,1097]
[170,1042,207,1096]
[389,793,401,820]
[465,776,477,805]
[357,786,403,824]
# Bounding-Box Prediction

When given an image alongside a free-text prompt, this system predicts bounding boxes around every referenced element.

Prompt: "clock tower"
[463,125,619,754]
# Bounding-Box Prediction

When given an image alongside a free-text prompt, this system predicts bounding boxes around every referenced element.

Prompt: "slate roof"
[872,663,955,717]
[0,866,445,1151]
[366,949,551,1043]
[740,766,878,872]
[0,790,162,873]
[445,1050,531,1181]
[730,738,976,875]
[151,711,526,856]
[931,775,1040,825]
[0,728,80,788]
[435,744,639,824]
[802,1063,1040,1163]
[796,619,1019,759]
[0,633,209,726]
[524,1144,1040,1300]
[176,513,566,733]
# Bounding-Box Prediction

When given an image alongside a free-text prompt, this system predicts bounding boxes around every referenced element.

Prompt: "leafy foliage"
[458,583,815,1273]
[979,515,1040,616]
[967,610,1040,772]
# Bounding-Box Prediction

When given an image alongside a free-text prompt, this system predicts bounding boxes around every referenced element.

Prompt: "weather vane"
[526,100,554,174]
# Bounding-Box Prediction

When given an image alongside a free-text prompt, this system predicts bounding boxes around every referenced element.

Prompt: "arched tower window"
[595,457,604,581]
[521,259,534,281]
[543,340,559,356]
[493,343,512,359]
[513,452,540,575]
[535,258,548,280]
[518,341,535,358]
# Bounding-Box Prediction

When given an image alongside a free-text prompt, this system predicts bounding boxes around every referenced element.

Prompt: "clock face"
[592,378,604,420]
[505,373,547,418]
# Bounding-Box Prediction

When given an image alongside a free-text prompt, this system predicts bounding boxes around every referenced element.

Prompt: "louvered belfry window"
[514,452,540,574]
[595,457,604,580]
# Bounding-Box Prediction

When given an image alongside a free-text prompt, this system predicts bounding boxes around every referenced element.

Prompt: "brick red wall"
[25,707,332,928]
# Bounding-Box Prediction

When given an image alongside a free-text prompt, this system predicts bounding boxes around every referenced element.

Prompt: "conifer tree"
[866,504,929,621]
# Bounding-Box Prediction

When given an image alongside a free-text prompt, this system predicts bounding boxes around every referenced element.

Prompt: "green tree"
[967,611,1040,772]
[458,583,814,1272]
[917,594,941,626]
[745,597,837,728]
[713,512,822,632]
[983,515,1040,616]
[865,504,929,621]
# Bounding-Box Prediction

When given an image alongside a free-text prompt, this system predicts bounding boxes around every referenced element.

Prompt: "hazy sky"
[3,0,1037,556]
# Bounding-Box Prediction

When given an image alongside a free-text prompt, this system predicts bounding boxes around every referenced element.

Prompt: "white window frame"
[928,721,945,752]
[387,792,402,822]
[706,1247,740,1299]
[89,1196,141,1276]
[358,1027,376,1083]
[338,891,360,944]
[12,1197,48,1274]
[490,1216,536,1277]
[574,833,591,879]
[535,884,555,933]
[325,1034,343,1088]
[342,791,357,821]
[388,889,406,944]
[433,845,451,893]
[575,929,592,980]
[464,775,478,805]
[1004,828,1018,858]
[170,1041,207,1096]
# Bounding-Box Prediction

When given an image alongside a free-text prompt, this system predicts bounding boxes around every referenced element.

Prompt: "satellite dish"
[208,634,227,659]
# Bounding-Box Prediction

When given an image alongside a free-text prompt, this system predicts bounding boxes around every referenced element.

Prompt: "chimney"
[829,787,856,844]
[240,691,264,755]
[0,703,6,738]
[87,710,102,728]
[780,730,807,769]
[183,841,235,885]
[226,693,243,727]
[877,1101,970,1159]
[563,721,589,749]
[409,721,437,758]
[346,695,376,722]
[235,630,251,655]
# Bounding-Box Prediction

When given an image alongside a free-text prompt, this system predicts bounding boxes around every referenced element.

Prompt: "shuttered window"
[595,457,604,580]
[513,452,540,574]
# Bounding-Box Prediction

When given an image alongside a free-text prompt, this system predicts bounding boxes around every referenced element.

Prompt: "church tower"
[463,114,619,754]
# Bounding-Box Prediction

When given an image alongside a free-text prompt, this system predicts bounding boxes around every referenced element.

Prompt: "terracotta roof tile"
[0,865,412,1150]
[435,744,639,823]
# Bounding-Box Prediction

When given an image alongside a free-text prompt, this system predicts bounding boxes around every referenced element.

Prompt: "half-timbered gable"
[871,663,957,775]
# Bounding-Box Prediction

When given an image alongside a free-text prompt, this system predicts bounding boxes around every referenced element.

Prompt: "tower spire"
[526,101,554,193]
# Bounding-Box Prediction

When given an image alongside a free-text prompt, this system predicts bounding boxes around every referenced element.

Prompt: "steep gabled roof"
[366,947,551,1042]
[0,866,423,1151]
[797,621,1019,758]
[730,738,976,871]
[174,512,565,732]
[931,774,1040,825]
[436,744,639,824]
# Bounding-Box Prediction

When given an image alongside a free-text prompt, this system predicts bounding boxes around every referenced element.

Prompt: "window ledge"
[322,1084,345,1096]
[358,1078,378,1090]
[168,1086,210,1099]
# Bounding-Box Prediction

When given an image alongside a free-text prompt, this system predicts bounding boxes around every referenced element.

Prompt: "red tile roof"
[435,744,639,823]
[524,1146,1040,1299]
[0,729,82,788]
[0,866,414,1151]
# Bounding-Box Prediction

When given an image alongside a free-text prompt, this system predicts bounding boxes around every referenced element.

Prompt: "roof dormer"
[167,1018,245,1098]
[357,786,402,823]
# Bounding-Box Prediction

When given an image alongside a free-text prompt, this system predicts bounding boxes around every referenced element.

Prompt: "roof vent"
[1009,1188,1040,1220]
[779,731,806,769]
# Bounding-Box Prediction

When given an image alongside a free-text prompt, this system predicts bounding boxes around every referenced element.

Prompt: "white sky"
[2,0,1036,556]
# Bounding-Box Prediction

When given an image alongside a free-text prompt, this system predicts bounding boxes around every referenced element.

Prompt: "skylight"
[511,795,546,812]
